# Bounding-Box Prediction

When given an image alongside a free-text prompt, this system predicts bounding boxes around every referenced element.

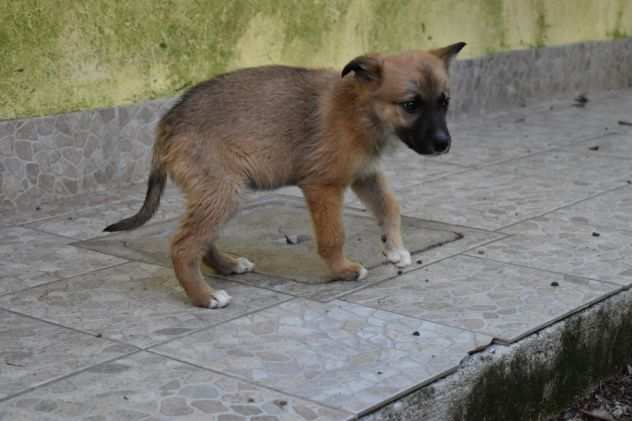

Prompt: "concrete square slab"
[74,198,484,302]
[0,309,135,400]
[343,255,618,343]
[228,222,505,302]
[0,352,351,420]
[0,227,125,296]
[472,214,632,286]
[0,262,290,348]
[153,299,492,414]
[398,168,608,231]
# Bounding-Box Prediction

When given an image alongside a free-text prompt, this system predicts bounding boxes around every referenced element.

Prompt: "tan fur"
[108,44,465,308]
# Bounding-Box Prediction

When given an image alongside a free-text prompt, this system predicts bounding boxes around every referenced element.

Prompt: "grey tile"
[0,227,126,296]
[473,214,632,286]
[511,186,632,233]
[25,194,185,241]
[571,132,632,159]
[153,299,491,414]
[0,262,290,348]
[343,255,617,343]
[0,309,135,400]
[0,189,120,227]
[0,352,350,420]
[489,148,632,191]
[398,168,607,231]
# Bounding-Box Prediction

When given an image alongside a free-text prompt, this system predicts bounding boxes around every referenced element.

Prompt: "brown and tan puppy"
[105,42,466,309]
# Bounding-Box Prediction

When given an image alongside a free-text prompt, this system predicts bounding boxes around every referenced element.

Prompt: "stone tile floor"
[0,90,631,420]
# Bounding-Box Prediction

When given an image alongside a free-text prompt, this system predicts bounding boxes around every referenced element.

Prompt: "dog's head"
[342,42,466,155]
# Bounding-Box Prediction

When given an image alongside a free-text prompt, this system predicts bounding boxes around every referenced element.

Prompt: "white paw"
[358,266,368,280]
[233,257,255,274]
[385,248,412,267]
[208,290,232,309]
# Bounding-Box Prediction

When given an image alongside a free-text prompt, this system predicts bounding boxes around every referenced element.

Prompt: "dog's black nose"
[432,130,451,153]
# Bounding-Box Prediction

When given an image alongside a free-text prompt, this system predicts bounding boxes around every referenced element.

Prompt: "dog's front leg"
[352,172,412,267]
[302,185,368,281]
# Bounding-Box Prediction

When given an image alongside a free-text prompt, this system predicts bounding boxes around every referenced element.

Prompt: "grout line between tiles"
[0,260,132,299]
[462,253,629,288]
[494,182,632,233]
[0,350,143,405]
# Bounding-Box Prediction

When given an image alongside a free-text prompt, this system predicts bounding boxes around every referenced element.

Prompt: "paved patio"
[0,89,631,420]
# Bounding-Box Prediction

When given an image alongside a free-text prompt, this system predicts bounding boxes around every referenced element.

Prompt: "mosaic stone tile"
[153,299,491,414]
[25,194,185,240]
[0,262,290,348]
[0,352,350,420]
[472,213,632,286]
[343,255,617,343]
[117,99,174,185]
[0,227,125,296]
[0,309,136,400]
[398,167,609,231]
[0,108,121,214]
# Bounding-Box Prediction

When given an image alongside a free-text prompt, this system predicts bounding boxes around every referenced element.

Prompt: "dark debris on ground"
[549,366,632,421]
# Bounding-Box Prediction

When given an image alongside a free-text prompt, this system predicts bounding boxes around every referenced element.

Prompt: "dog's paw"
[385,248,412,267]
[208,290,232,309]
[332,262,368,282]
[233,257,255,274]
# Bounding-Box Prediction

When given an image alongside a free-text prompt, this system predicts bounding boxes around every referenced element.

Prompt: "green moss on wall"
[1,0,631,119]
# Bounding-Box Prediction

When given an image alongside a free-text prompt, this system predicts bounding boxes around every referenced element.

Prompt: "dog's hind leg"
[170,184,240,309]
[352,171,411,267]
[203,244,255,275]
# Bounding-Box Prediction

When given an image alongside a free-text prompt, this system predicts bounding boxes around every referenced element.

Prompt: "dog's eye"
[400,101,418,113]
[438,94,450,109]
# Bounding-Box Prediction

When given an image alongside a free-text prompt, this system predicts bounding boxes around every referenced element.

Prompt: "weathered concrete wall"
[1,0,631,119]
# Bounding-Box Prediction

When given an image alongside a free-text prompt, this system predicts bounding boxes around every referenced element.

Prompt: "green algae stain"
[450,298,632,421]
[2,0,631,119]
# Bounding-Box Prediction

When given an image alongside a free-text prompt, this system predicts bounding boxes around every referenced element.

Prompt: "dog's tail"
[104,125,170,233]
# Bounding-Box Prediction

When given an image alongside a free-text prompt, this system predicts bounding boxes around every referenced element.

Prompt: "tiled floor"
[0,90,631,420]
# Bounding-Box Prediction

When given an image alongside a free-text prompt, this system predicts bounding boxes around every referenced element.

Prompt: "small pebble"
[592,232,600,237]
[551,281,559,287]
[274,400,287,408]
[412,331,420,336]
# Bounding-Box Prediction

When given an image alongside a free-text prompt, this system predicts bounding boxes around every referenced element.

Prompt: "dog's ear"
[341,55,383,83]
[430,42,466,69]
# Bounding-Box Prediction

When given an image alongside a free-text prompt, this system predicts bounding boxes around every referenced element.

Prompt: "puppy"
[105,42,466,309]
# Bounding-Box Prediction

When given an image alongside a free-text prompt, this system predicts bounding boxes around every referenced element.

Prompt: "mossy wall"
[1,0,631,119]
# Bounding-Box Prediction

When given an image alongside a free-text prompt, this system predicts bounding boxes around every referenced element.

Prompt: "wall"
[1,0,631,120]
